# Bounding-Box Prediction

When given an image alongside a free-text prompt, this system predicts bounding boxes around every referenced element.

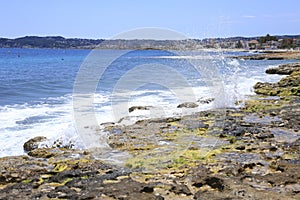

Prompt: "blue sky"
[1,0,300,39]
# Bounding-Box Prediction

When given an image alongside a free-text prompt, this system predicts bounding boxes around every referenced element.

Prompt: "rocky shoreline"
[1,63,300,199]
[231,51,300,60]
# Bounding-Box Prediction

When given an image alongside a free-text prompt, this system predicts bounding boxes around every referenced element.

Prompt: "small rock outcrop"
[254,62,300,96]
[232,51,300,60]
[177,102,198,108]
[128,106,152,112]
[23,136,47,152]
[266,63,300,75]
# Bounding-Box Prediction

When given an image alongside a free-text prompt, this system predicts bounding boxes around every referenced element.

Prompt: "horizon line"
[1,34,300,41]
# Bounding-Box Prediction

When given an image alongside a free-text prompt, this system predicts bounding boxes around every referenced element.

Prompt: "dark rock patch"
[129,106,153,113]
[177,102,198,108]
[23,136,47,152]
[266,62,300,75]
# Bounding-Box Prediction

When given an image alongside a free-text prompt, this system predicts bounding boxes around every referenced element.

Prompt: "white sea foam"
[0,95,74,157]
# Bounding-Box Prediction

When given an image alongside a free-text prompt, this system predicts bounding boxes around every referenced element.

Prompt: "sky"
[1,0,300,39]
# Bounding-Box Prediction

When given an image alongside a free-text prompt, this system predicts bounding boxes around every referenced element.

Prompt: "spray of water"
[73,28,232,167]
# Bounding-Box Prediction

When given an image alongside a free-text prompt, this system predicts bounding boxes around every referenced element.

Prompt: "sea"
[0,48,296,157]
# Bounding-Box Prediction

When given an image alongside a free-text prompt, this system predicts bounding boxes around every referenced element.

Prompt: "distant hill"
[0,36,104,49]
[0,35,299,49]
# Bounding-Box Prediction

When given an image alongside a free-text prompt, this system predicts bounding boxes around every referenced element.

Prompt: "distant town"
[203,34,300,50]
[0,34,299,50]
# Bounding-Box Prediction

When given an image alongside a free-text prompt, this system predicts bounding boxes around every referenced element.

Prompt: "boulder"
[177,102,198,108]
[128,106,152,113]
[23,136,47,152]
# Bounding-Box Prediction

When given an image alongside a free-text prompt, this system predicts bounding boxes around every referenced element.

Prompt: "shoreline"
[1,63,300,199]
[2,46,300,54]
[231,50,300,60]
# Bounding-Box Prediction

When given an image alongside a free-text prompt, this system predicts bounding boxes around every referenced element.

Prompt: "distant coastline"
[1,34,300,50]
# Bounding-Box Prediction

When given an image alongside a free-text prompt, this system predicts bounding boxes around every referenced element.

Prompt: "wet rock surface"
[1,63,300,199]
[177,102,198,108]
[266,62,300,75]
[254,62,300,96]
[128,106,153,113]
[23,136,47,152]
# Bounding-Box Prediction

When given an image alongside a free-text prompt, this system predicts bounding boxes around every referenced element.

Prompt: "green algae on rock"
[254,62,300,97]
